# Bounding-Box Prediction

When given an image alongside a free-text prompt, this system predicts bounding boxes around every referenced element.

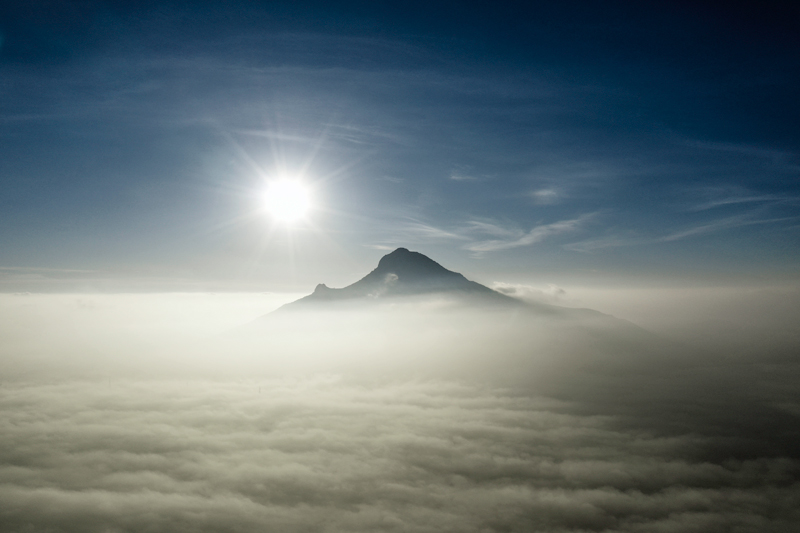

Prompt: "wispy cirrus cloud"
[691,194,797,211]
[0,266,98,273]
[463,220,520,238]
[563,234,647,253]
[368,218,469,250]
[660,215,797,241]
[368,214,594,255]
[685,139,800,170]
[688,185,800,212]
[449,173,478,181]
[231,129,318,143]
[530,187,562,205]
[465,214,594,253]
[401,221,468,241]
[565,213,798,252]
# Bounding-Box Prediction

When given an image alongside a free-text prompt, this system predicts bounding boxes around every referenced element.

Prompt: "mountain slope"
[235,247,682,389]
[280,247,520,310]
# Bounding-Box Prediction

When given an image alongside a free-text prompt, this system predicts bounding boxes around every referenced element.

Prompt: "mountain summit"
[281,247,518,309]
[250,248,662,374]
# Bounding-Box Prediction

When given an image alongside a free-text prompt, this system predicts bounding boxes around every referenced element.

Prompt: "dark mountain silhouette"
[279,247,521,310]
[240,247,680,390]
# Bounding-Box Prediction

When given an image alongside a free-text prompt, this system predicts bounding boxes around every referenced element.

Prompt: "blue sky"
[1,1,798,291]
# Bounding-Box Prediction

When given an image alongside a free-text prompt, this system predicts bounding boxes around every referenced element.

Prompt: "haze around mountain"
[1,248,799,531]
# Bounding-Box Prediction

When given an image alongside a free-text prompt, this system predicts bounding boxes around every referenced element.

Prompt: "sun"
[263,179,311,223]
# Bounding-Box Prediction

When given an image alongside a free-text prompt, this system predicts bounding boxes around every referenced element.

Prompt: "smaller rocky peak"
[313,283,330,293]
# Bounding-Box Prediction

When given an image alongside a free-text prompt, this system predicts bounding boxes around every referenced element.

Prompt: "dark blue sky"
[1,1,798,291]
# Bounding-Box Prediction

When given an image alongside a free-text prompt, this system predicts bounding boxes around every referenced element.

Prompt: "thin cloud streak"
[691,194,800,211]
[401,221,468,241]
[686,139,799,167]
[449,173,479,181]
[465,214,593,253]
[565,214,798,252]
[232,129,318,143]
[368,218,470,250]
[0,266,99,273]
[660,215,798,242]
[371,214,594,255]
[563,235,647,253]
[530,187,562,205]
[464,220,520,238]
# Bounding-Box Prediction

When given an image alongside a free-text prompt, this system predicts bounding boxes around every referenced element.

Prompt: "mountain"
[278,247,521,310]
[237,247,677,388]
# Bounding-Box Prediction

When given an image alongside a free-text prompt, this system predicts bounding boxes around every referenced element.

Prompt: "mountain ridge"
[242,247,674,381]
[278,247,521,311]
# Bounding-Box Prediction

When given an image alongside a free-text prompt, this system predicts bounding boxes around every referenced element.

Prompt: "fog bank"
[2,379,798,533]
[0,291,798,532]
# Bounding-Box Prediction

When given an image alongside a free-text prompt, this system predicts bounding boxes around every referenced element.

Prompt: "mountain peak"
[373,248,456,281]
[280,247,520,309]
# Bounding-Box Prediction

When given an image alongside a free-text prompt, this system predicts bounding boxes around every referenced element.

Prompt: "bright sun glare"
[263,180,310,223]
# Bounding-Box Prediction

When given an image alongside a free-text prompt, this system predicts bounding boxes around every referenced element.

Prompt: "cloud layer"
[2,378,798,533]
[1,293,799,532]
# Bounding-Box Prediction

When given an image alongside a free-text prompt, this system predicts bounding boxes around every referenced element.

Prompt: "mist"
[1,290,799,532]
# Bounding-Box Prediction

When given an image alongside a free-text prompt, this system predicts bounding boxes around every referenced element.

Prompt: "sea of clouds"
[1,292,798,532]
